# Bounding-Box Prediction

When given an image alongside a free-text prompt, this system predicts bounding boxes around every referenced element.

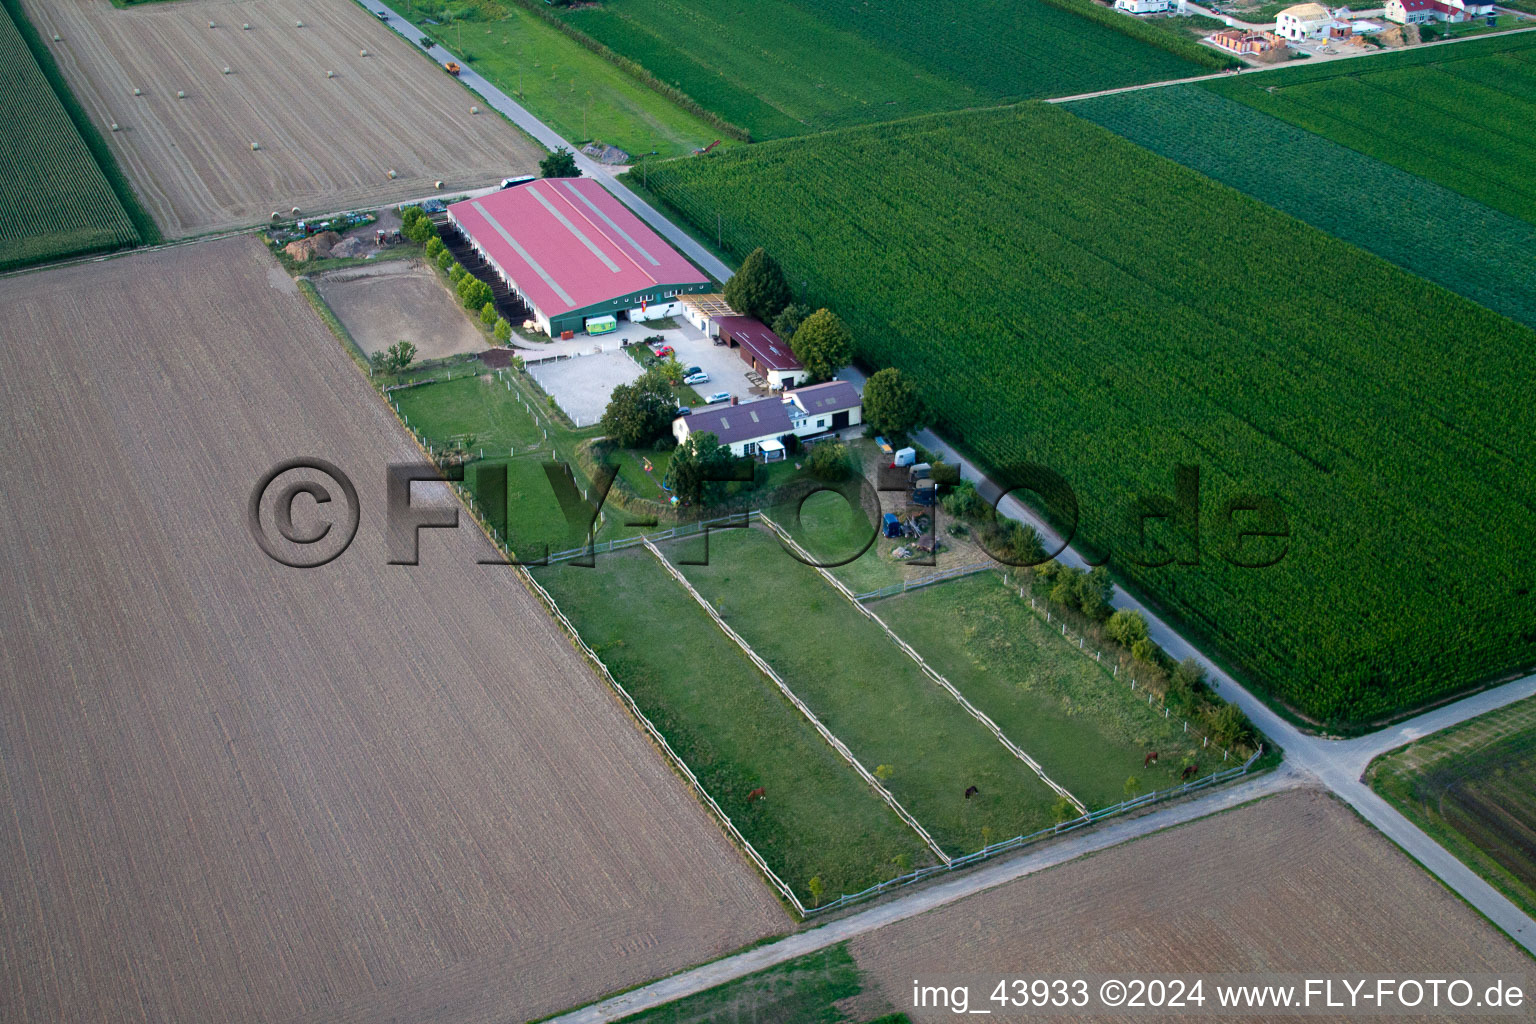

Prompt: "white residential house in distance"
[1385,0,1469,21]
[1115,0,1176,12]
[1275,2,1339,38]
[672,379,865,457]
[785,380,863,436]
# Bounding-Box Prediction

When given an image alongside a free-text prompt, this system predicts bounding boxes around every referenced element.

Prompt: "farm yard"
[0,0,142,269]
[22,0,542,236]
[1069,84,1536,331]
[314,259,490,359]
[1205,32,1536,225]
[1368,696,1536,921]
[550,0,1219,139]
[849,790,1536,1022]
[636,102,1536,727]
[0,236,786,1024]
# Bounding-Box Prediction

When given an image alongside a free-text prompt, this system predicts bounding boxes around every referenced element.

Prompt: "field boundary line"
[641,536,952,866]
[758,516,1087,815]
[516,563,808,915]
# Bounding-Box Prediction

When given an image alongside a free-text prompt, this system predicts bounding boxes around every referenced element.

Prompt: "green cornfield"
[0,3,139,271]
[1069,85,1536,330]
[638,103,1536,727]
[1205,33,1536,225]
[552,0,1215,139]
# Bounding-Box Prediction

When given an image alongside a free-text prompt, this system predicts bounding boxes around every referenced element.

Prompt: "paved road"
[367,1,735,284]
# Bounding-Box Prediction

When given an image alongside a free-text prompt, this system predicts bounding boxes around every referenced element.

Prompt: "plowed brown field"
[22,0,541,236]
[851,789,1534,1024]
[0,236,783,1024]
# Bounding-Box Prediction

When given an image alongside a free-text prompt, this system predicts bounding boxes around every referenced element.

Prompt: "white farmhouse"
[1275,2,1339,39]
[1115,0,1176,11]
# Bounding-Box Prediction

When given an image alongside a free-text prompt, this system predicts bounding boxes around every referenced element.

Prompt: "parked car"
[684,371,710,386]
[652,344,674,359]
[673,406,692,418]
[499,175,535,190]
[704,391,730,405]
[376,10,390,19]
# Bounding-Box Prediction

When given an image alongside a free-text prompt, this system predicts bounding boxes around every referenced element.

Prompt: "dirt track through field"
[850,789,1535,1023]
[25,0,542,236]
[0,236,783,1024]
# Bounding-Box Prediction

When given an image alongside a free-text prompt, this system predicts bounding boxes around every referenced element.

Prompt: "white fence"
[759,516,1087,815]
[853,561,996,601]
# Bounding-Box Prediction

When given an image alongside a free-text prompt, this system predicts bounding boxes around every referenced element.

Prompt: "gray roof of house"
[789,379,861,415]
[681,398,793,445]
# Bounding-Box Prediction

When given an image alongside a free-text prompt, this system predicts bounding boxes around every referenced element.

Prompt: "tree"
[667,431,732,505]
[599,371,674,448]
[1051,794,1077,824]
[807,875,825,908]
[771,301,810,341]
[1171,657,1208,697]
[425,236,445,260]
[436,249,455,273]
[1202,702,1255,750]
[493,317,512,345]
[1074,566,1114,622]
[942,480,993,523]
[862,367,925,440]
[480,302,498,326]
[723,247,791,323]
[1123,775,1142,800]
[458,275,492,311]
[789,308,853,383]
[1105,608,1149,647]
[1131,637,1161,665]
[539,146,579,178]
[372,340,417,378]
[401,206,435,244]
[806,440,852,481]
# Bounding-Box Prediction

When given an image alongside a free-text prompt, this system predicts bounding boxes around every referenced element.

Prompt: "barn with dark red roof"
[447,179,711,337]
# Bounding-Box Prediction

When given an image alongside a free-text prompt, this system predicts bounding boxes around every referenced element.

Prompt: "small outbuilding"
[716,316,803,390]
[785,379,863,436]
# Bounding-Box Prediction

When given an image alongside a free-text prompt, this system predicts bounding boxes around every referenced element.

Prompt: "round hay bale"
[359,49,370,57]
[52,33,60,41]
[387,169,397,179]
[133,88,142,96]
[110,123,120,132]
[326,70,334,78]
[272,212,281,221]
[292,206,301,215]
[251,141,260,151]
[470,105,478,114]
[435,180,444,189]
[243,23,251,31]
[222,66,232,75]
[208,21,216,29]
[177,90,186,99]
[296,20,304,28]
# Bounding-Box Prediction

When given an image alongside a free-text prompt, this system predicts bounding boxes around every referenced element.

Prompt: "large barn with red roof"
[447,178,711,338]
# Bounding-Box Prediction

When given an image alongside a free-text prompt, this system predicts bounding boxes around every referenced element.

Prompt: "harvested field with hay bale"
[23,0,541,236]
[315,258,489,359]
[0,236,784,1024]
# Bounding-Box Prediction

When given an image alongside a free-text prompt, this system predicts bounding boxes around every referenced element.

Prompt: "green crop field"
[0,1,139,270]
[1069,85,1536,330]
[531,549,934,903]
[551,0,1218,140]
[382,0,730,159]
[669,526,1063,854]
[876,574,1227,810]
[1205,33,1536,225]
[637,103,1536,727]
[1368,696,1536,920]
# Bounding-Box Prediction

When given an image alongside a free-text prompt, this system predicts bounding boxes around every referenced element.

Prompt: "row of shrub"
[507,0,753,142]
[409,207,513,345]
[939,479,1257,753]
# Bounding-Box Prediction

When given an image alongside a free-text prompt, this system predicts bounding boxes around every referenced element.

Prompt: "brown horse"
[1181,764,1197,781]
[747,787,766,802]
[964,785,979,800]
[1144,751,1159,769]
